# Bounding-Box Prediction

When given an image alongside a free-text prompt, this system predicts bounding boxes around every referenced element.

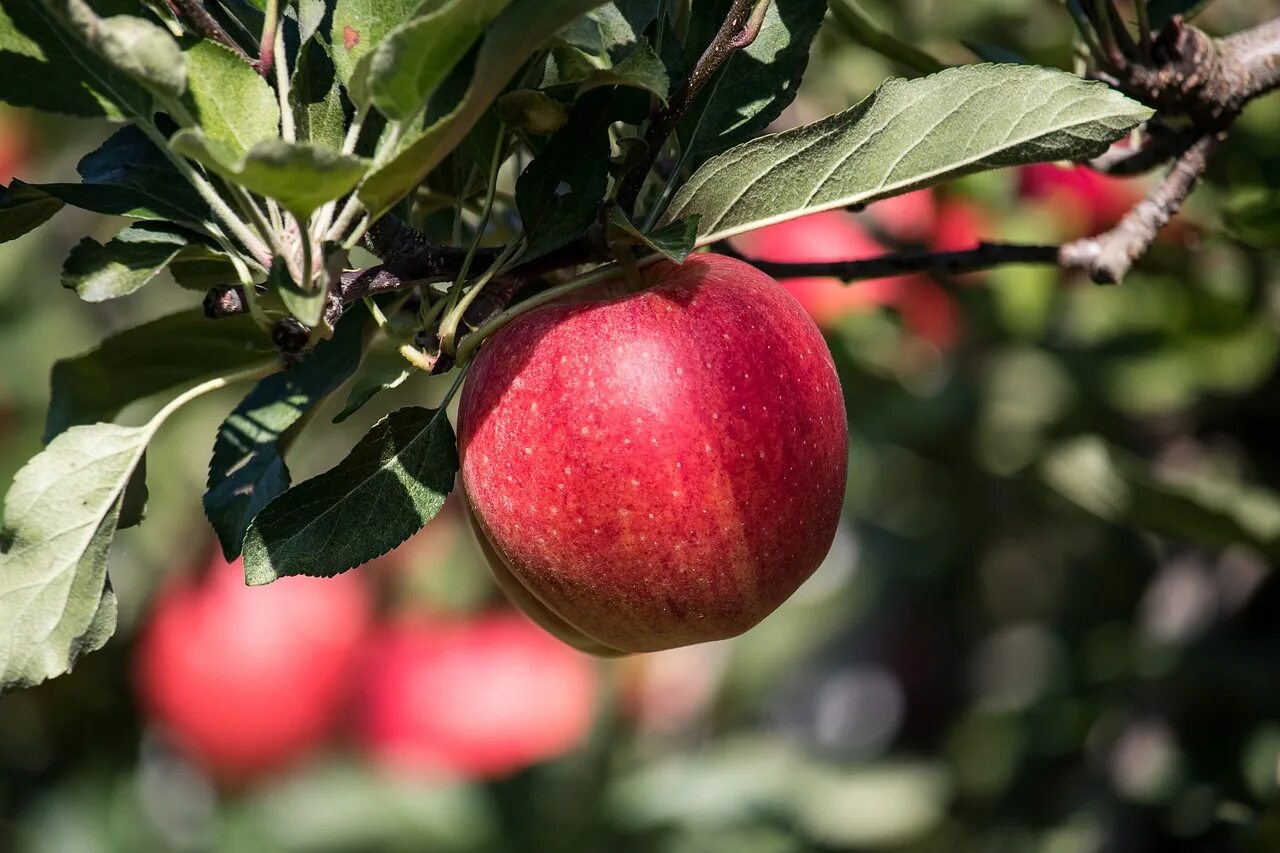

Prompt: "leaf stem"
[138,122,272,265]
[273,10,295,144]
[438,128,508,353]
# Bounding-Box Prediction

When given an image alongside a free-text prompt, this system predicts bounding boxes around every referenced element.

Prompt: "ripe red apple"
[457,253,848,654]
[353,612,597,778]
[134,553,372,783]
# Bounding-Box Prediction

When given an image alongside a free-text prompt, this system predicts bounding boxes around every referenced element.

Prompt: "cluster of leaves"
[0,0,1151,693]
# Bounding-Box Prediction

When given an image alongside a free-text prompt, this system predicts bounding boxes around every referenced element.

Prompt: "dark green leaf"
[516,88,613,260]
[47,1,186,102]
[608,208,699,262]
[183,39,279,154]
[0,0,151,119]
[678,0,827,166]
[496,89,569,135]
[204,310,369,559]
[52,123,212,228]
[45,309,272,442]
[242,405,458,584]
[0,181,64,243]
[664,64,1153,246]
[60,221,205,301]
[574,36,669,101]
[170,129,369,218]
[358,0,610,222]
[169,244,251,290]
[332,342,414,423]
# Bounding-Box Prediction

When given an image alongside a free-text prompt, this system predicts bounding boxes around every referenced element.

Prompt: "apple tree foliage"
[0,0,1152,693]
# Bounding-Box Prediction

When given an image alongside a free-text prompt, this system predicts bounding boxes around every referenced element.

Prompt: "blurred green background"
[5,0,1280,850]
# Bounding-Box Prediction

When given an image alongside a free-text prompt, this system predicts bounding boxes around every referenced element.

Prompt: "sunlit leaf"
[664,63,1152,246]
[243,406,458,584]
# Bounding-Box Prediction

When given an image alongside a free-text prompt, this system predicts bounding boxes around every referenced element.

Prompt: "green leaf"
[45,309,272,442]
[358,0,610,222]
[365,0,513,121]
[496,89,569,135]
[60,221,206,301]
[0,0,146,119]
[330,0,419,86]
[678,0,827,166]
[47,0,186,103]
[1041,435,1280,558]
[0,373,245,694]
[607,209,699,262]
[169,244,248,290]
[267,256,326,327]
[574,36,669,101]
[242,405,458,584]
[57,123,211,228]
[663,63,1153,246]
[828,0,945,76]
[171,129,369,218]
[515,88,613,260]
[183,39,279,154]
[292,35,350,150]
[589,0,661,61]
[204,310,369,560]
[332,342,415,423]
[0,181,64,243]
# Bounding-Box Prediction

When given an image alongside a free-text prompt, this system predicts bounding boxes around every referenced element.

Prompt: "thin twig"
[718,241,1063,281]
[617,0,771,216]
[1061,132,1223,283]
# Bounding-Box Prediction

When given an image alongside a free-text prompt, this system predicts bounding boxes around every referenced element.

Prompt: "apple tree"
[0,0,1276,695]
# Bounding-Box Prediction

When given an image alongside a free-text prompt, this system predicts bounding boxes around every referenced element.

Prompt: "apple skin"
[133,554,371,783]
[457,253,848,655]
[353,613,597,779]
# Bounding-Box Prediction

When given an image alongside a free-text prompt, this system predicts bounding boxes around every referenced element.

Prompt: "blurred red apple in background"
[1019,163,1141,237]
[731,209,912,329]
[732,191,978,348]
[134,553,372,783]
[353,612,597,778]
[0,108,29,184]
[458,253,848,654]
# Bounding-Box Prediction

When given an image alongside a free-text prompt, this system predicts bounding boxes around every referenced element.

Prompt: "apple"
[457,253,848,654]
[730,209,912,328]
[353,612,597,778]
[133,553,372,783]
[1019,162,1141,237]
[0,107,29,185]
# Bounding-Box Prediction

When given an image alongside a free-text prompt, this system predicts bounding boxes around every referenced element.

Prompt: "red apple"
[731,209,910,328]
[353,612,597,778]
[457,253,848,654]
[0,108,29,185]
[134,553,371,783]
[864,188,938,243]
[1019,162,1141,237]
